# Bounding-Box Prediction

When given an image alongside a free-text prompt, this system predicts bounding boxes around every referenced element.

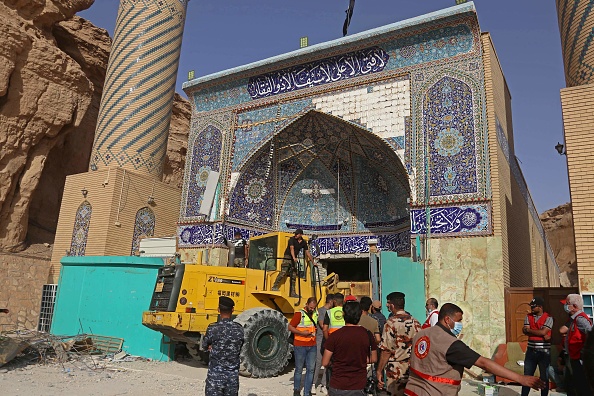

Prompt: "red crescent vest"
[568,311,592,359]
[527,312,551,349]
[405,325,462,396]
[422,311,438,329]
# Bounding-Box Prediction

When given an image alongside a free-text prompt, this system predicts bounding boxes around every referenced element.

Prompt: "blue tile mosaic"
[130,207,156,255]
[425,76,477,197]
[410,204,490,236]
[247,47,389,99]
[179,8,492,243]
[184,125,222,218]
[178,223,265,248]
[178,222,409,254]
[70,201,92,256]
[232,107,279,171]
[279,159,351,232]
[228,144,276,229]
[384,24,473,70]
[193,79,251,113]
[310,231,410,254]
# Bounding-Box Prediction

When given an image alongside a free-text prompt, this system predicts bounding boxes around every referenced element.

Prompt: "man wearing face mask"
[376,292,421,396]
[404,303,545,396]
[562,294,593,396]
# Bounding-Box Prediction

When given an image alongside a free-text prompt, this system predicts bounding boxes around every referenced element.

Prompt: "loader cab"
[247,232,309,278]
[320,256,372,298]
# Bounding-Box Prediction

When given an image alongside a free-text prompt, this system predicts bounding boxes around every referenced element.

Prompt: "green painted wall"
[51,256,172,361]
[379,252,426,322]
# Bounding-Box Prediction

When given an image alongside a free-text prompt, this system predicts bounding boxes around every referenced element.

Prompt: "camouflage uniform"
[379,310,421,396]
[203,318,245,396]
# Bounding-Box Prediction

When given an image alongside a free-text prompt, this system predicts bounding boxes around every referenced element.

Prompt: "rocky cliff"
[540,203,577,287]
[0,0,190,252]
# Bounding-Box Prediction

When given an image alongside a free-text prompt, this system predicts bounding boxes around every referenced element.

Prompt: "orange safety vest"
[295,309,318,343]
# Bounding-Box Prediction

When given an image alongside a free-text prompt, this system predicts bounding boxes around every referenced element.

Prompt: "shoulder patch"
[414,335,430,359]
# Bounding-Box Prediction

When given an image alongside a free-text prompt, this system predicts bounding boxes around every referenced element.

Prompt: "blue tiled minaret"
[90,0,189,178]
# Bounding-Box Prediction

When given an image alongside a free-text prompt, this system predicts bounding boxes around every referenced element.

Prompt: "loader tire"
[234,308,291,378]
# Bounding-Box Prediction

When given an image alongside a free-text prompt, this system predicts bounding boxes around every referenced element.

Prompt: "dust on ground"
[0,355,567,396]
[0,356,296,396]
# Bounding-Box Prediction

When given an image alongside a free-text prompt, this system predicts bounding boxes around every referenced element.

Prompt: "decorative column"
[90,0,189,178]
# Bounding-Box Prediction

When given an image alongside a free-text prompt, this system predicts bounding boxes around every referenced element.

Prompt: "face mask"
[450,321,463,336]
[564,304,571,314]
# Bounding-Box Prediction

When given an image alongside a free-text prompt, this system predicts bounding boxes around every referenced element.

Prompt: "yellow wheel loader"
[142,232,337,377]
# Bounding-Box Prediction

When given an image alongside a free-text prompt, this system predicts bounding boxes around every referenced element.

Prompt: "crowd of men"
[202,230,592,395]
[519,293,593,396]
[196,289,594,396]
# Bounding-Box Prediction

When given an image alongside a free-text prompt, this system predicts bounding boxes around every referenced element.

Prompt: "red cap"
[560,299,567,304]
[345,295,357,302]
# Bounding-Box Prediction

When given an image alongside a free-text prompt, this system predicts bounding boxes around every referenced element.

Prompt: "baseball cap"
[372,300,382,309]
[294,229,304,235]
[529,296,545,307]
[345,295,357,302]
[219,296,235,309]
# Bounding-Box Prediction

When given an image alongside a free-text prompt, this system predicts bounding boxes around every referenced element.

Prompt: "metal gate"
[376,251,425,323]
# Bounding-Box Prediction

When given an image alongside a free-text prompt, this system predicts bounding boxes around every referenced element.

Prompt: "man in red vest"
[521,296,553,396]
[563,293,593,396]
[421,298,438,329]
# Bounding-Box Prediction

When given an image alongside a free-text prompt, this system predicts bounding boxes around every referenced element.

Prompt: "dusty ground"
[0,356,567,396]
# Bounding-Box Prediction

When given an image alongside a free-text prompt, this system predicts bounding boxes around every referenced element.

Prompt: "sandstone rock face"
[0,0,190,251]
[540,202,578,287]
[163,93,190,189]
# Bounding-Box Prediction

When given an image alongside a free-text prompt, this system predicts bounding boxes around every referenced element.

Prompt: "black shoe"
[271,286,280,291]
[290,293,299,298]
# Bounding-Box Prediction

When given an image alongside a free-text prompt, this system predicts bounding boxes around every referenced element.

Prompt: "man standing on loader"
[272,229,314,298]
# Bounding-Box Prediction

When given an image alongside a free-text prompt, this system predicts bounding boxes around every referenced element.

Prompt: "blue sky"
[79,0,569,213]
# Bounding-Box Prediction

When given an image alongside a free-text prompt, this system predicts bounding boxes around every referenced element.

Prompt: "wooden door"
[505,287,579,345]
[505,288,533,342]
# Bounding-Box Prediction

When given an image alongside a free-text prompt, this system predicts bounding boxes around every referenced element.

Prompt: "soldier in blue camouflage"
[202,296,245,396]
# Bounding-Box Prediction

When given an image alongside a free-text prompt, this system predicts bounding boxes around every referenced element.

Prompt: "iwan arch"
[178,3,560,357]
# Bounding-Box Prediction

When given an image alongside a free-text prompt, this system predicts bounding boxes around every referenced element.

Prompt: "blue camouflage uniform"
[203,317,244,395]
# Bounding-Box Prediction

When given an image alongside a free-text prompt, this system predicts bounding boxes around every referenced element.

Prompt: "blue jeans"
[521,348,550,396]
[294,345,317,395]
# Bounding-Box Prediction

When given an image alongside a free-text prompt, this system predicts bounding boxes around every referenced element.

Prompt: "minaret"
[49,0,188,281]
[90,0,189,178]
[556,0,594,87]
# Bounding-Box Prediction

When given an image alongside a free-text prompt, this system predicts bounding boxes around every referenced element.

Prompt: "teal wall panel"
[379,252,426,323]
[51,256,172,361]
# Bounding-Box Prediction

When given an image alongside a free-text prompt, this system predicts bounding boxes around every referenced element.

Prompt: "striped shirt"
[524,314,553,350]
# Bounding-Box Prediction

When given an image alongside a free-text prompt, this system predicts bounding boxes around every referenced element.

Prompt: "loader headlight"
[180,297,187,305]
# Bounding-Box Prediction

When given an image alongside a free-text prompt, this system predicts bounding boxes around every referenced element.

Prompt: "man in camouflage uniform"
[375,292,421,396]
[202,296,245,396]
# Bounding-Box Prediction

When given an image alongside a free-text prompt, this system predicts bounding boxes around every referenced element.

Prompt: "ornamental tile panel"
[69,201,92,256]
[183,125,222,218]
[410,203,490,236]
[131,207,156,254]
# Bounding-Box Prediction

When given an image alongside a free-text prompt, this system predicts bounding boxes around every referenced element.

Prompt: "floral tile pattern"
[70,201,92,256]
[131,207,156,255]
[179,7,491,245]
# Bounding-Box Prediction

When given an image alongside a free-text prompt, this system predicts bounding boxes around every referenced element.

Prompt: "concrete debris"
[0,328,139,369]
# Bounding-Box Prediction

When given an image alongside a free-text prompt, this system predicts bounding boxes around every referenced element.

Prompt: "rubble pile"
[0,328,145,372]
